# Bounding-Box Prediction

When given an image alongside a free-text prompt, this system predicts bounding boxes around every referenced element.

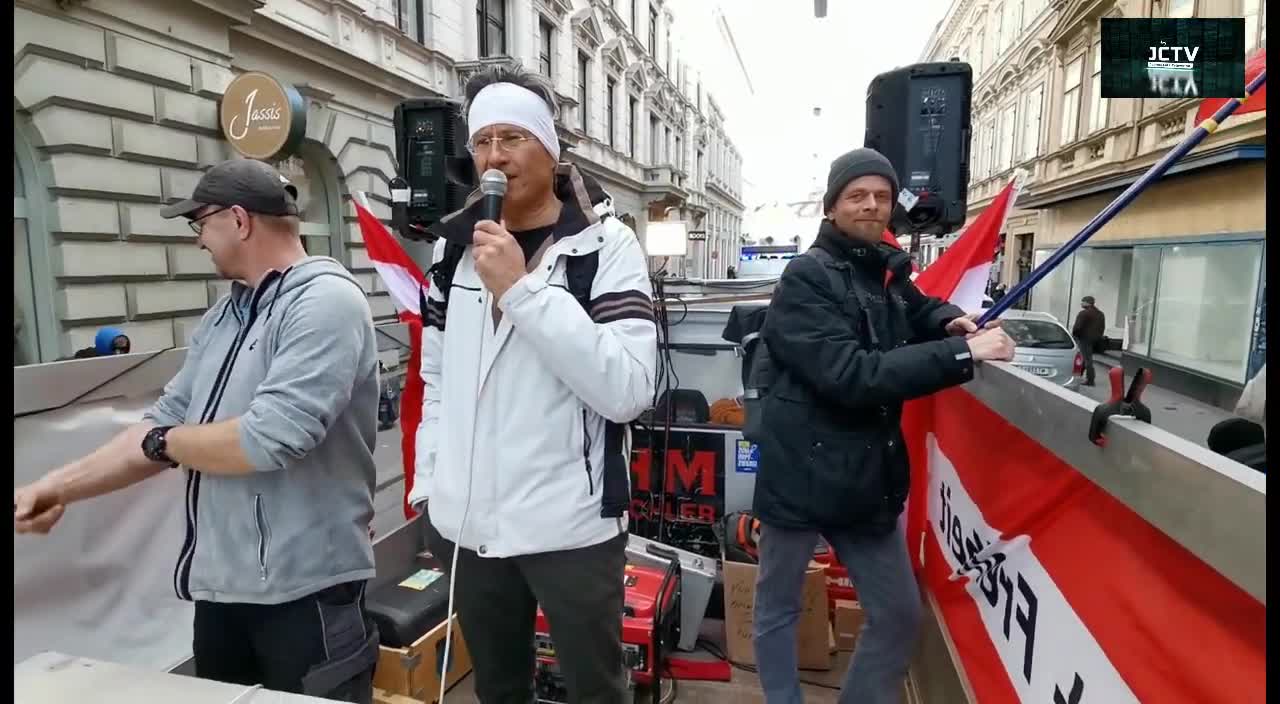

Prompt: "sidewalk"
[1076,355,1235,448]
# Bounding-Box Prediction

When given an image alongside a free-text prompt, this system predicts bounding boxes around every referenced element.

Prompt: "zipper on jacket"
[254,493,269,581]
[582,409,595,496]
[175,275,282,600]
[174,308,248,600]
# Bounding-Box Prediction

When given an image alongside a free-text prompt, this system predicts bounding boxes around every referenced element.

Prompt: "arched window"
[273,143,345,262]
[14,126,56,365]
[14,153,36,366]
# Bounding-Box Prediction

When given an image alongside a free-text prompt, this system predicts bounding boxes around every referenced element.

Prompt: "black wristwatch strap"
[142,425,178,467]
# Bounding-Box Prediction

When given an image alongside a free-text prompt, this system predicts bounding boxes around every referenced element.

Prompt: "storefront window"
[1069,247,1132,339]
[1149,241,1262,383]
[1030,248,1074,325]
[1125,247,1161,356]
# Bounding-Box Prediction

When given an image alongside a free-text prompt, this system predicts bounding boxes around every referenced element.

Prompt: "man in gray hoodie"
[13,159,381,702]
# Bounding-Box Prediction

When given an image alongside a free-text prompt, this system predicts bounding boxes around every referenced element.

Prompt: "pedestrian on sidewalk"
[1072,296,1106,386]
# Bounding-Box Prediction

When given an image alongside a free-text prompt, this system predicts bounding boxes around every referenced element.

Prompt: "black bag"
[365,568,452,648]
[741,248,851,443]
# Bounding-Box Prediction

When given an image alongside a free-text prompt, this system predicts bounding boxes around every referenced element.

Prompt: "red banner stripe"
[922,528,1021,704]
[929,388,1265,703]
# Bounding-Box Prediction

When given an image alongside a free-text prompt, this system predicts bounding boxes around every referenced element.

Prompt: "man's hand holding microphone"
[470,168,529,301]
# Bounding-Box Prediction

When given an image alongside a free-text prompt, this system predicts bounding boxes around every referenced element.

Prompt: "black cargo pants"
[193,581,380,702]
[423,510,629,704]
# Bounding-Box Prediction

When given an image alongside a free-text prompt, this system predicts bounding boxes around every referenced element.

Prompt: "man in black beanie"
[750,148,1015,703]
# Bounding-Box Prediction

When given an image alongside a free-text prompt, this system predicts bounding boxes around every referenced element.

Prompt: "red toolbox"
[812,546,857,613]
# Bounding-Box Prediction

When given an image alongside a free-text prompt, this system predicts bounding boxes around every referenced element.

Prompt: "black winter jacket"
[751,223,976,535]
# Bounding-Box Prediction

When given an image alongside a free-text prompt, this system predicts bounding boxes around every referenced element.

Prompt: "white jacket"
[408,168,657,558]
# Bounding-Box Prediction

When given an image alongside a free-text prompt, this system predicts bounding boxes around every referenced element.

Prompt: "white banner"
[925,434,1139,703]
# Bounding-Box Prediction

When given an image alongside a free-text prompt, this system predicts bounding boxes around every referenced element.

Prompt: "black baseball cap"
[160,159,300,219]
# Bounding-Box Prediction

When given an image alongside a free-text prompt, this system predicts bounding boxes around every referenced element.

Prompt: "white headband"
[467,83,561,161]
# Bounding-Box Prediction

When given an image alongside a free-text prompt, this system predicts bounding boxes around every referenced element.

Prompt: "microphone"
[479,169,507,223]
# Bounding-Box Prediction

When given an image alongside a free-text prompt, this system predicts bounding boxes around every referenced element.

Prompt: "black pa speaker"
[865,61,973,236]
[392,98,474,240]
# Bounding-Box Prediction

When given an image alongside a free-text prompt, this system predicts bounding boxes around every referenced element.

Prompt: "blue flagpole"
[978,69,1268,327]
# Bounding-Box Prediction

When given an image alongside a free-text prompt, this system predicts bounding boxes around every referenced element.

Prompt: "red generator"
[534,557,681,703]
[812,544,858,615]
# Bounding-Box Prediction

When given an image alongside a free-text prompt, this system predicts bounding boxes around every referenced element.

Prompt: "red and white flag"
[912,175,1021,311]
[354,192,426,320]
[902,173,1022,572]
[353,192,427,519]
[1195,47,1266,124]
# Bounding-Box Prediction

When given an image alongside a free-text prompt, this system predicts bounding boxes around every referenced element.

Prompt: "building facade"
[13,0,745,364]
[920,0,1266,406]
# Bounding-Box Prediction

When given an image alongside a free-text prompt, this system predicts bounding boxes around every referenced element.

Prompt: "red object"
[810,549,858,615]
[911,179,1017,311]
[907,388,1264,703]
[901,176,1021,572]
[352,195,428,520]
[1196,48,1266,123]
[666,652,732,682]
[1072,352,1085,377]
[398,314,424,519]
[536,563,679,686]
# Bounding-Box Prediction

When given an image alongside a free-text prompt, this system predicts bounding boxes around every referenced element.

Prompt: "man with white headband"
[407,64,657,703]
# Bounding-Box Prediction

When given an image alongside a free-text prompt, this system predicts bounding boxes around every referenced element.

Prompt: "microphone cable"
[437,289,488,704]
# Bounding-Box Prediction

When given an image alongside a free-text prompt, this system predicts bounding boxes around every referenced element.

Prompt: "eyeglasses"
[466,134,536,155]
[188,206,231,234]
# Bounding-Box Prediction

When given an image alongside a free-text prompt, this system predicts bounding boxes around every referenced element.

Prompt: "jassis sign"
[219,71,307,160]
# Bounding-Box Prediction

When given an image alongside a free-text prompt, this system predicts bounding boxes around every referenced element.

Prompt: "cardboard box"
[722,560,833,671]
[372,615,472,703]
[833,599,866,652]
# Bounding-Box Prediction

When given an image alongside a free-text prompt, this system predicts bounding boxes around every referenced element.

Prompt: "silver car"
[995,309,1084,390]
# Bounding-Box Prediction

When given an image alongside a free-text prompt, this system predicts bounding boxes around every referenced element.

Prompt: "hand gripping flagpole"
[978,69,1268,327]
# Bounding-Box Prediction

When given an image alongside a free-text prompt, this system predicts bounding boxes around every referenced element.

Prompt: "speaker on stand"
[391,97,474,242]
[865,61,974,255]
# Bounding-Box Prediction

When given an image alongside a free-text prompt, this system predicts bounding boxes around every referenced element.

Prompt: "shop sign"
[219,71,307,160]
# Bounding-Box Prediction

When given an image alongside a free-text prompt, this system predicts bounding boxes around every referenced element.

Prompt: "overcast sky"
[690,0,955,207]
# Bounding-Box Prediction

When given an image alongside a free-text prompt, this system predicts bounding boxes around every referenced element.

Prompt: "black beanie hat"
[823,148,900,213]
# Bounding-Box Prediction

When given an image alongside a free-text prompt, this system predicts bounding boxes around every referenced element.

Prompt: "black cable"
[694,638,843,692]
[659,665,678,704]
[650,274,676,542]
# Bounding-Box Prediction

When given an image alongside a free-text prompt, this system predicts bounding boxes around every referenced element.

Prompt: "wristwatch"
[141,426,178,467]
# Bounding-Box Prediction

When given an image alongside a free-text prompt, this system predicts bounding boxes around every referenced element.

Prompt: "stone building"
[13,0,746,363]
[920,0,1266,405]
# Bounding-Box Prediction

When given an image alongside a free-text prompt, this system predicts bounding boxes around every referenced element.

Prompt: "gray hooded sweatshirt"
[144,256,379,605]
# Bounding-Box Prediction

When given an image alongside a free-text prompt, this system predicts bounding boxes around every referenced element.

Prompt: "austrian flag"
[353,192,427,519]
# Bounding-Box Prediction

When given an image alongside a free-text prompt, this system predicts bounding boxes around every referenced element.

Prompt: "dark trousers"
[193,581,379,703]
[1077,337,1096,384]
[753,522,921,704]
[424,516,628,704]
